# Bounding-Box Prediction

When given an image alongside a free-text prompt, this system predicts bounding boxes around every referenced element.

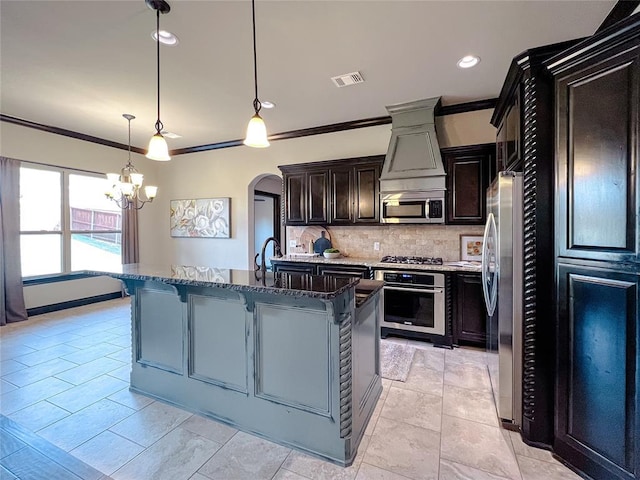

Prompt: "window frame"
[19,162,123,278]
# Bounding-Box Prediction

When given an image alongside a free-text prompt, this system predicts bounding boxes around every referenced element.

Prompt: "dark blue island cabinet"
[86,265,383,467]
[548,14,640,480]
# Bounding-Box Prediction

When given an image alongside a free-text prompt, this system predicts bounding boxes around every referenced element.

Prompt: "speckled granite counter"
[272,255,482,273]
[84,264,382,467]
[85,263,361,300]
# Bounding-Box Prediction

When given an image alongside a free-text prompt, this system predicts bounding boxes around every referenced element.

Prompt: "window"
[19,165,122,277]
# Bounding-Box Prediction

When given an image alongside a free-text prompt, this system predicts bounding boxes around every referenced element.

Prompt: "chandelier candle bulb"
[130,173,144,187]
[144,185,158,199]
[120,182,135,197]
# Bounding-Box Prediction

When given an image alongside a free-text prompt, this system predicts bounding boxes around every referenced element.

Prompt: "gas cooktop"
[380,255,443,265]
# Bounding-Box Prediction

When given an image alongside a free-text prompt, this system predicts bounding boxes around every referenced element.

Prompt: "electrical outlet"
[373,242,380,251]
[289,240,297,248]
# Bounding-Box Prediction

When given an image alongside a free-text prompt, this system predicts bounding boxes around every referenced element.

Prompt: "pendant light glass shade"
[244,0,269,148]
[146,132,171,161]
[244,113,270,148]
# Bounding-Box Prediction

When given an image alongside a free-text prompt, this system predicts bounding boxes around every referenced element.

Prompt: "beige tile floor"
[0,298,585,480]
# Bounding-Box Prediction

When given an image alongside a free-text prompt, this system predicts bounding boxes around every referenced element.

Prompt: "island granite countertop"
[84,263,374,300]
[272,255,482,273]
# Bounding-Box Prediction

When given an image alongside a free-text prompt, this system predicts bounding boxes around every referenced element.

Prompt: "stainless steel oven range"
[374,256,446,339]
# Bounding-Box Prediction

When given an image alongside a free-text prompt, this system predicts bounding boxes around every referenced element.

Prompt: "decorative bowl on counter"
[323,249,341,259]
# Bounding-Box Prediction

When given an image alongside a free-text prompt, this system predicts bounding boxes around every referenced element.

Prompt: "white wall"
[150,110,495,270]
[0,122,161,308]
[150,125,393,269]
[436,109,495,148]
[2,109,496,304]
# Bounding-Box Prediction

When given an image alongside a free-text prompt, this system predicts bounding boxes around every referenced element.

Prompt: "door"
[254,191,281,271]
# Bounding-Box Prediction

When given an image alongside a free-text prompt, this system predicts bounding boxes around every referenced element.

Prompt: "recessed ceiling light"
[152,30,179,46]
[160,130,182,139]
[261,101,275,109]
[457,55,480,69]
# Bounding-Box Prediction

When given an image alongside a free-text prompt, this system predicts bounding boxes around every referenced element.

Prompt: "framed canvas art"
[460,235,483,261]
[170,198,230,238]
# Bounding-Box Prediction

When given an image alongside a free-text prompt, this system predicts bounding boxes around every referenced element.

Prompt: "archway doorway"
[248,174,282,270]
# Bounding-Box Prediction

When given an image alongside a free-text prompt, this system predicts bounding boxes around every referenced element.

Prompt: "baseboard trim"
[27,292,124,316]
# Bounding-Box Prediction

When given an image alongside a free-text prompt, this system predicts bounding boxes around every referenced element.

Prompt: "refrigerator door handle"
[482,212,498,316]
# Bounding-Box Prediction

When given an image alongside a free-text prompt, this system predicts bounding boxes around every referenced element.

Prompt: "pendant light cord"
[128,117,132,166]
[251,0,261,115]
[155,8,163,134]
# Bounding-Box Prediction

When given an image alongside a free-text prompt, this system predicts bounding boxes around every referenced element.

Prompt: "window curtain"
[122,202,139,264]
[0,157,28,326]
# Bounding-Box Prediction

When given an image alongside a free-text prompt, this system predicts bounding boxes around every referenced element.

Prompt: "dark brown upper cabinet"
[441,144,494,225]
[330,167,354,224]
[284,173,307,224]
[279,156,383,226]
[353,162,380,223]
[307,171,329,224]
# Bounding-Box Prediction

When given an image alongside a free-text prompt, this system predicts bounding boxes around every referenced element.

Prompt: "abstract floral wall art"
[170,198,230,238]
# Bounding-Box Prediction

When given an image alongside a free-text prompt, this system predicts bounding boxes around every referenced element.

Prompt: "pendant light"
[146,0,171,161]
[105,114,158,210]
[244,0,270,148]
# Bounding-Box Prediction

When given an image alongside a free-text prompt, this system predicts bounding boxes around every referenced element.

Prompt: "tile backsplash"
[287,224,484,261]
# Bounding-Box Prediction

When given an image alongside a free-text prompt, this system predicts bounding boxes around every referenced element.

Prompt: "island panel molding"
[136,285,184,375]
[189,293,249,394]
[254,303,333,416]
[170,198,231,238]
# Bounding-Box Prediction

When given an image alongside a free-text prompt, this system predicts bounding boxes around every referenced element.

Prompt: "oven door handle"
[383,286,443,294]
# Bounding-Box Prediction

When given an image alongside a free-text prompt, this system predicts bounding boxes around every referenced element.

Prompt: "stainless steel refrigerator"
[482,171,523,428]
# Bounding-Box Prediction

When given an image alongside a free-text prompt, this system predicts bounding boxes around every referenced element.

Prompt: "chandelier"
[105,114,158,210]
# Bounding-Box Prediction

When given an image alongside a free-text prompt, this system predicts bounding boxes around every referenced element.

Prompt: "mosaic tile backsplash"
[287,224,484,261]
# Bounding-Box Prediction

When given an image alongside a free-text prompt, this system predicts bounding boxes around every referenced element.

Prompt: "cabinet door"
[555,263,638,480]
[330,168,353,223]
[504,94,520,169]
[495,119,507,175]
[354,163,380,223]
[454,273,487,345]
[556,48,639,264]
[307,171,328,224]
[285,173,306,225]
[443,144,493,225]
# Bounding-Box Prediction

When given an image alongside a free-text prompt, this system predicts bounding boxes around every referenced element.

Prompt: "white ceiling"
[0,0,617,151]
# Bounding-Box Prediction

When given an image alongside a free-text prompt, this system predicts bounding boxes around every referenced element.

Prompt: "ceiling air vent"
[331,71,364,88]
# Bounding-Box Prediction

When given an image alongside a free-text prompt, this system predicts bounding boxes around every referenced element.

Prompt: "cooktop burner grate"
[380,255,443,265]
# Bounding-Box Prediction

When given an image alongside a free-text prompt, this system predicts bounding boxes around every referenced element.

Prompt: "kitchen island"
[85,264,383,467]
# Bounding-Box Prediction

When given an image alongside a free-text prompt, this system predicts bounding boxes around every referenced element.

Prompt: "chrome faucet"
[256,236,282,274]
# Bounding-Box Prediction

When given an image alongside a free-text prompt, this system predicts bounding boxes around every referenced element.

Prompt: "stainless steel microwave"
[380,192,445,224]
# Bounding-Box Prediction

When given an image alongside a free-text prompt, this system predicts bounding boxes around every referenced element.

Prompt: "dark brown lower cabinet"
[453,273,487,346]
[555,263,639,480]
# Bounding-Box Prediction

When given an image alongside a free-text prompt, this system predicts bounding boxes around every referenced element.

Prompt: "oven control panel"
[374,270,444,288]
